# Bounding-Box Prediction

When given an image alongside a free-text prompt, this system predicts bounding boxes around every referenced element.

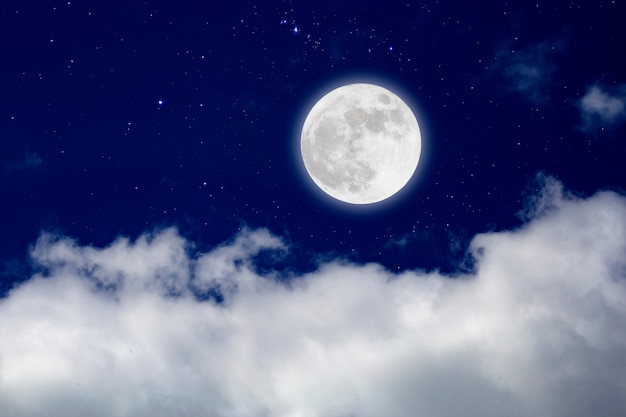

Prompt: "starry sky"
[1,1,626,416]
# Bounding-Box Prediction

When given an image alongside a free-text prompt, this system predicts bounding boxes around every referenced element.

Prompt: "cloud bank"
[1,179,626,417]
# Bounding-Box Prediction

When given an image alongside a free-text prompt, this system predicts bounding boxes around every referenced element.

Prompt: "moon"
[300,83,422,204]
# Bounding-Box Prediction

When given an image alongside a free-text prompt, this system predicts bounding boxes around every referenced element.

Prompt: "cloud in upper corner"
[578,84,626,133]
[493,38,565,103]
[1,178,626,417]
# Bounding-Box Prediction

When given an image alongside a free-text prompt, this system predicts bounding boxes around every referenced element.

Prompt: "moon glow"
[300,83,421,205]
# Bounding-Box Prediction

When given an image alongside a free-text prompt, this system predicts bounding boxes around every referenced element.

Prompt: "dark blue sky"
[1,0,625,284]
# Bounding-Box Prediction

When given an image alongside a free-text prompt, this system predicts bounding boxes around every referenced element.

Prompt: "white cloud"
[579,84,626,132]
[1,179,626,417]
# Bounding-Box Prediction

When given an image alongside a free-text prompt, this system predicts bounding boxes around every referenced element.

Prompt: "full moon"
[300,83,421,204]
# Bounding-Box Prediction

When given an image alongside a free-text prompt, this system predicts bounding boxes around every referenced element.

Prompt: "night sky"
[1,1,626,416]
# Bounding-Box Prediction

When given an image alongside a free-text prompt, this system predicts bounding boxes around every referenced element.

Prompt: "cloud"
[578,84,626,133]
[1,179,626,417]
[4,151,43,172]
[494,38,564,103]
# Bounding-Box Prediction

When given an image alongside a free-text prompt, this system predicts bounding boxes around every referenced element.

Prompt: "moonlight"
[300,83,421,204]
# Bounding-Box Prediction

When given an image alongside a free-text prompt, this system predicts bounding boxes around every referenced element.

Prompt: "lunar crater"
[365,110,387,133]
[344,108,368,127]
[378,94,391,104]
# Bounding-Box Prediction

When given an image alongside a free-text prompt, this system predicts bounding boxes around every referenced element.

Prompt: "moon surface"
[300,83,422,204]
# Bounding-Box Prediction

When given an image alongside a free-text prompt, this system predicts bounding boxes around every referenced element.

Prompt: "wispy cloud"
[578,84,626,133]
[4,151,43,172]
[493,37,565,103]
[1,178,626,417]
